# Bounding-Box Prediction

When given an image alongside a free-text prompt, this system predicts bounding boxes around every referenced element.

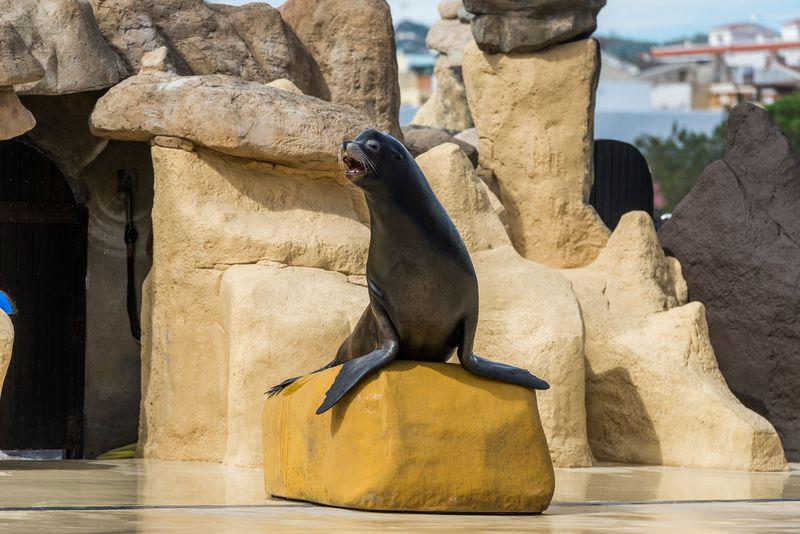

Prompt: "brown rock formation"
[659,103,800,460]
[463,0,606,54]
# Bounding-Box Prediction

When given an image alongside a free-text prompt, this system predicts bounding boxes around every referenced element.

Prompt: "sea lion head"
[339,129,408,187]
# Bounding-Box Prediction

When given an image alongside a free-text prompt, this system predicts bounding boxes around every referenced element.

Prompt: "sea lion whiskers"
[349,144,376,174]
[341,142,376,178]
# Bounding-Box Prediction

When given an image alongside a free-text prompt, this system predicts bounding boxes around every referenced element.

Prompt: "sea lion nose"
[342,141,350,151]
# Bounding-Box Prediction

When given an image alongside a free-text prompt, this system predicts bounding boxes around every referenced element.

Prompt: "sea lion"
[268,129,549,414]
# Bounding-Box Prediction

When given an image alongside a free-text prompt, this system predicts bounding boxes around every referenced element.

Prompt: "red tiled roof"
[652,41,800,58]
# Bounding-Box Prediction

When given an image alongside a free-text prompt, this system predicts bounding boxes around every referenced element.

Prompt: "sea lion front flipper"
[315,345,397,414]
[456,315,550,390]
[316,300,399,414]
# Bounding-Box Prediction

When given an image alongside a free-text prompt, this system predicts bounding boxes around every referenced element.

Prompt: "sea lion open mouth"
[342,155,366,178]
[340,141,374,180]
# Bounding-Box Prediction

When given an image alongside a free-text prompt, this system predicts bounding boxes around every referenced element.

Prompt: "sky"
[216,0,800,43]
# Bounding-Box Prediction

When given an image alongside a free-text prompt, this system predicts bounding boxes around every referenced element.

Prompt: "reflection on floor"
[0,460,798,533]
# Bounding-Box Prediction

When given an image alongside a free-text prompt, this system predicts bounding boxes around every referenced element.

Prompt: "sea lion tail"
[462,353,550,390]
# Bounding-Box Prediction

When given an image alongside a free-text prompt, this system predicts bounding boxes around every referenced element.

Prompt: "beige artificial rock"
[221,264,367,467]
[280,0,402,138]
[417,144,593,467]
[0,23,45,86]
[90,73,372,171]
[0,0,126,94]
[0,312,12,400]
[0,23,43,140]
[438,0,464,20]
[562,212,787,471]
[427,19,474,67]
[209,2,325,97]
[138,145,369,462]
[416,143,508,252]
[92,0,324,96]
[0,88,36,140]
[138,47,176,75]
[463,39,609,268]
[266,78,303,95]
[412,61,473,132]
[151,136,194,151]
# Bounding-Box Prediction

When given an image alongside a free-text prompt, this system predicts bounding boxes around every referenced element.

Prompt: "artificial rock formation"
[463,0,607,54]
[660,103,800,461]
[0,0,126,95]
[402,125,478,167]
[280,0,402,138]
[0,23,44,140]
[411,63,473,132]
[463,39,608,268]
[0,312,12,400]
[418,144,593,467]
[137,144,369,463]
[90,73,372,171]
[564,212,787,471]
[91,0,325,98]
[222,264,367,467]
[264,361,555,513]
[412,2,474,131]
[439,0,463,20]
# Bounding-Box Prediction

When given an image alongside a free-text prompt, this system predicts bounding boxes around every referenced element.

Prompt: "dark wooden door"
[590,139,655,231]
[0,140,86,458]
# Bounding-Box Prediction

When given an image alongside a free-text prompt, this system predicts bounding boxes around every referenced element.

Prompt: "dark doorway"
[590,139,655,231]
[0,139,86,458]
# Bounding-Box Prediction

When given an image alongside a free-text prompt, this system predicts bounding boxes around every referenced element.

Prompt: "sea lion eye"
[392,151,403,160]
[366,140,381,151]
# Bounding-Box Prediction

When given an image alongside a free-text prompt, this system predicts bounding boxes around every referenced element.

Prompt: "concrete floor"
[0,460,798,533]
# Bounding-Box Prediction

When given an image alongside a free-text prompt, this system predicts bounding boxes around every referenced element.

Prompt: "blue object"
[0,290,16,315]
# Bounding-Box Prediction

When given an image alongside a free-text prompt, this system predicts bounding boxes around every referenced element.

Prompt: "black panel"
[0,140,86,457]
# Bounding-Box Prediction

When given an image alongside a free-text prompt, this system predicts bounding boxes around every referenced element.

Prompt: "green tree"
[765,91,800,151]
[635,120,727,212]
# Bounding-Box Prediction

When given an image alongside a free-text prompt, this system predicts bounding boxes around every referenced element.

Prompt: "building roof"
[651,40,800,59]
[709,22,778,36]
[730,63,800,86]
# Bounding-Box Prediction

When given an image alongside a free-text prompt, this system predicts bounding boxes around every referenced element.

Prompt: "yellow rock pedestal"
[263,361,555,513]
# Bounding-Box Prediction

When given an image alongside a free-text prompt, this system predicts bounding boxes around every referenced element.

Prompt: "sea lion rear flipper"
[456,315,549,390]
[316,345,397,414]
[461,352,550,390]
[266,360,335,397]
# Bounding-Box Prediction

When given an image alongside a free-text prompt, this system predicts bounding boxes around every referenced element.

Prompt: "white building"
[708,22,777,46]
[648,18,800,108]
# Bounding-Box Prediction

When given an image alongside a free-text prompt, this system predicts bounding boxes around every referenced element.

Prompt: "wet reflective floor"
[0,460,798,532]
